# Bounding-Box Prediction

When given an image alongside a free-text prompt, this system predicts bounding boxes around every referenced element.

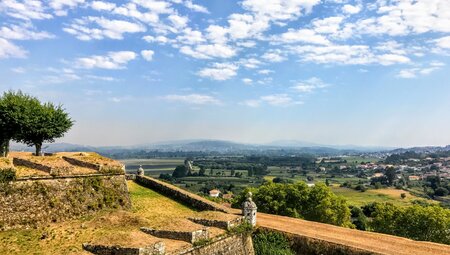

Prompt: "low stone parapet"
[12,157,52,174]
[135,176,229,213]
[82,242,165,255]
[188,217,243,230]
[141,227,209,244]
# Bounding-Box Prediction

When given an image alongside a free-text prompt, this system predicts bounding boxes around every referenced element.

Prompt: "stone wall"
[0,175,131,230]
[140,227,209,244]
[83,242,165,255]
[188,217,243,230]
[174,234,254,255]
[135,176,229,213]
[257,227,377,255]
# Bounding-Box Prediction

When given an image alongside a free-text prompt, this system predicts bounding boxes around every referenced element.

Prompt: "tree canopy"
[233,181,353,227]
[0,90,73,156]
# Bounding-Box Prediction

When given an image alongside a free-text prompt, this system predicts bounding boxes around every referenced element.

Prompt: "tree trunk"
[0,139,9,157]
[35,143,42,156]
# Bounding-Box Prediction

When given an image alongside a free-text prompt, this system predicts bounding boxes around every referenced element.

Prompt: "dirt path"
[257,213,450,255]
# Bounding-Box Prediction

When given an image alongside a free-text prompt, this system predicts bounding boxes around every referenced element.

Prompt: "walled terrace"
[2,154,450,255]
[0,170,243,254]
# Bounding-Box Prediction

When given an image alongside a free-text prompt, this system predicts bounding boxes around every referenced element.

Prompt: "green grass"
[330,186,433,207]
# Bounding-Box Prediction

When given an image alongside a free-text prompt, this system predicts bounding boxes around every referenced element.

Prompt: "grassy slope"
[0,181,213,254]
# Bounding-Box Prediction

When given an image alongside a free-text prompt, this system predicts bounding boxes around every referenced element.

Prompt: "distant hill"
[10,139,448,156]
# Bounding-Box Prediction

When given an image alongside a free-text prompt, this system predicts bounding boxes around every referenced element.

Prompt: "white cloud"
[143,35,172,44]
[132,0,174,15]
[434,36,450,49]
[0,0,52,20]
[275,28,330,45]
[0,24,54,40]
[0,38,27,59]
[75,51,137,69]
[241,0,320,22]
[261,50,286,62]
[239,58,262,69]
[355,0,450,36]
[176,28,205,45]
[258,69,273,75]
[291,77,329,93]
[141,50,154,61]
[241,93,304,107]
[397,63,445,79]
[163,94,221,105]
[90,1,116,11]
[290,44,410,65]
[227,13,269,40]
[242,99,261,107]
[261,94,290,106]
[312,16,344,34]
[197,63,238,81]
[112,3,160,24]
[64,17,146,40]
[180,44,237,59]
[342,4,361,14]
[377,54,410,66]
[291,44,372,65]
[168,14,188,30]
[205,25,228,44]
[183,0,209,13]
[49,0,85,16]
[242,78,253,84]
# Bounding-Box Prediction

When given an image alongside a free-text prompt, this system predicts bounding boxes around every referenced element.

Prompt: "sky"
[1,0,450,147]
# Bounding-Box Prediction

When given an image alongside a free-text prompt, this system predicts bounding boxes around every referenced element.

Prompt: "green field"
[330,186,435,207]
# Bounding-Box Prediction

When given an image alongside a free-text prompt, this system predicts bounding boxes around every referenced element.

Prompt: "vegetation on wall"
[253,230,295,255]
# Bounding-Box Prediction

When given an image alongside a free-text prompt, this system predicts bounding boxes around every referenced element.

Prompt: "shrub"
[253,230,294,255]
[0,168,16,183]
[228,221,254,235]
[434,187,449,197]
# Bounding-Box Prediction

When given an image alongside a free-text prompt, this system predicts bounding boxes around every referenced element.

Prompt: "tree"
[16,102,73,156]
[434,187,449,196]
[369,203,450,244]
[172,165,187,178]
[325,179,330,186]
[400,193,406,199]
[199,166,206,176]
[0,91,40,157]
[232,182,353,227]
[385,167,396,186]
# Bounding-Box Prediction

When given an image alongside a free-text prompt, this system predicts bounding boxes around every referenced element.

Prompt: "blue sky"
[1,0,450,147]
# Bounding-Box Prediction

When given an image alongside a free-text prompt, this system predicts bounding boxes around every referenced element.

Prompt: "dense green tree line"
[364,202,450,244]
[0,91,73,156]
[233,182,353,227]
[233,180,450,245]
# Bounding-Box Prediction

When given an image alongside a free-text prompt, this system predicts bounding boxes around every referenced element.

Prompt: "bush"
[354,184,368,192]
[253,230,294,255]
[434,187,449,197]
[0,168,16,183]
